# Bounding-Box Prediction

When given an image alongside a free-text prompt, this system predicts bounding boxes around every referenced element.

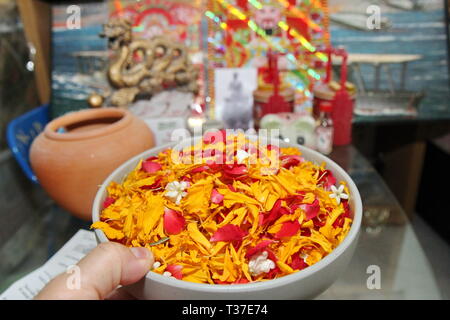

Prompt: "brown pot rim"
[44,108,132,141]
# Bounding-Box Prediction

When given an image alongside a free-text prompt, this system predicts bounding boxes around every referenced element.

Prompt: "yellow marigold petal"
[230,243,242,266]
[91,221,124,240]
[306,250,323,266]
[143,195,164,235]
[303,192,315,204]
[211,241,228,256]
[221,189,260,208]
[310,230,333,253]
[277,261,294,274]
[187,222,211,251]
[265,193,279,211]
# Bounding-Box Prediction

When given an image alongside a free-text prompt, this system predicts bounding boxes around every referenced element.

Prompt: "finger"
[35,242,154,300]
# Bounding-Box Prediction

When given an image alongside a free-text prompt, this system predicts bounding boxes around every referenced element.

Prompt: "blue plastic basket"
[6,104,50,184]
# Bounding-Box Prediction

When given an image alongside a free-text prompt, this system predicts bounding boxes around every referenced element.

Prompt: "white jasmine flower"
[248,251,276,276]
[165,181,189,205]
[329,184,349,205]
[163,271,174,278]
[152,261,161,270]
[236,149,250,164]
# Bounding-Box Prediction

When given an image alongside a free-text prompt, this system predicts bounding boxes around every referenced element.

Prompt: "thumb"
[36,242,154,300]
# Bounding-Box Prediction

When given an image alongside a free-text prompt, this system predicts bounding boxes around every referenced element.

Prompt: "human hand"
[35,242,154,300]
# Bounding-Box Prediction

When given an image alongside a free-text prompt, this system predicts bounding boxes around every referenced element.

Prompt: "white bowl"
[92,137,362,299]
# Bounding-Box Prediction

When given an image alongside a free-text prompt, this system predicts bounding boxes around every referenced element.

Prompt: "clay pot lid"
[44,108,132,141]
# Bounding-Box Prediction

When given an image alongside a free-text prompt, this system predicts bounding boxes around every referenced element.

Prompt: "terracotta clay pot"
[30,108,155,220]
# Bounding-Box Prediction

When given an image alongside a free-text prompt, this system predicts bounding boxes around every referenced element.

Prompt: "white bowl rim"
[92,136,362,293]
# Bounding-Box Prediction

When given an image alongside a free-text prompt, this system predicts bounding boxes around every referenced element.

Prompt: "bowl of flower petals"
[92,131,362,299]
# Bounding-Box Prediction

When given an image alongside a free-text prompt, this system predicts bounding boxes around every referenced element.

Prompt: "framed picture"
[214,68,257,130]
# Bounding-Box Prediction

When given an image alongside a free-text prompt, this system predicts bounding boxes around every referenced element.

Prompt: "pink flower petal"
[300,199,320,221]
[166,264,183,280]
[245,240,273,259]
[280,155,303,169]
[274,220,301,239]
[210,224,248,242]
[102,197,115,209]
[142,160,162,173]
[163,208,185,235]
[211,189,224,204]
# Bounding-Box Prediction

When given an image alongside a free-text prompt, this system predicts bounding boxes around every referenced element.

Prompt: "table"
[0,146,442,299]
[333,53,423,93]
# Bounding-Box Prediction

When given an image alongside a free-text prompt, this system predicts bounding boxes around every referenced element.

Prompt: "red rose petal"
[274,220,301,239]
[313,216,326,228]
[166,264,183,280]
[145,156,158,161]
[223,164,248,176]
[260,199,290,226]
[280,155,302,169]
[300,199,320,221]
[300,228,311,237]
[142,160,162,173]
[245,240,273,259]
[181,176,192,184]
[233,278,249,284]
[211,189,224,204]
[286,193,305,211]
[245,144,258,155]
[140,177,162,190]
[333,201,351,228]
[266,266,281,279]
[319,170,336,190]
[102,197,115,209]
[203,130,226,144]
[191,165,210,173]
[210,224,248,242]
[290,252,308,270]
[267,144,279,152]
[214,280,228,284]
[163,208,186,235]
